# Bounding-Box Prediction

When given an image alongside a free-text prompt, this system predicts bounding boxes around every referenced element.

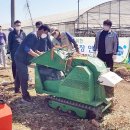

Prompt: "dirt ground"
[0,66,130,130]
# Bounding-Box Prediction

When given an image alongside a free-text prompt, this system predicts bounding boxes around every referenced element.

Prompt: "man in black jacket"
[8,20,26,79]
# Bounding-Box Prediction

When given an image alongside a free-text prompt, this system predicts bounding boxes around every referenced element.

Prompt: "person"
[93,19,118,71]
[51,29,79,53]
[8,20,26,79]
[14,25,52,102]
[8,27,14,32]
[35,21,43,30]
[0,26,7,68]
[35,21,53,52]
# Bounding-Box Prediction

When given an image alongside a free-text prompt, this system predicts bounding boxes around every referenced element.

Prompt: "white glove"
[112,55,117,60]
[93,51,98,57]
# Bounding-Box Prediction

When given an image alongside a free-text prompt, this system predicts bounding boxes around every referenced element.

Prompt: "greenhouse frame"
[3,0,130,37]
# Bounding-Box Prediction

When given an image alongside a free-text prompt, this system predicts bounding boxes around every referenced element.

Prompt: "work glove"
[112,55,117,60]
[93,51,98,57]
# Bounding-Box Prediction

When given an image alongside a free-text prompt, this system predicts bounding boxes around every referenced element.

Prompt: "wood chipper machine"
[32,49,122,119]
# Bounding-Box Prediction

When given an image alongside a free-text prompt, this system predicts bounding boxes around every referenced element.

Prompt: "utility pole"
[78,0,80,31]
[77,0,80,36]
[11,0,15,27]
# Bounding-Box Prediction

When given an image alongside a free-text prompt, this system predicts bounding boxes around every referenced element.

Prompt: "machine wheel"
[67,110,76,116]
[44,98,51,108]
[86,109,96,120]
[85,106,103,120]
[56,106,62,111]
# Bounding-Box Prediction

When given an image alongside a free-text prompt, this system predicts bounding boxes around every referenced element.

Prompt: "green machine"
[32,49,122,119]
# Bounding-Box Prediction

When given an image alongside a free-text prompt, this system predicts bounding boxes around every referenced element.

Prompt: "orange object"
[0,103,12,130]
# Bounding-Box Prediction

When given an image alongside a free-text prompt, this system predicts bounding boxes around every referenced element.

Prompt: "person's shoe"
[14,91,21,94]
[15,89,21,93]
[21,97,32,103]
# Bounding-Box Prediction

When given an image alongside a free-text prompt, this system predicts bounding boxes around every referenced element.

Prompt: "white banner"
[75,37,95,56]
[75,37,130,63]
[114,38,130,63]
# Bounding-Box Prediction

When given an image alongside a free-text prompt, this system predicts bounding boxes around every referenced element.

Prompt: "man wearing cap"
[51,29,79,53]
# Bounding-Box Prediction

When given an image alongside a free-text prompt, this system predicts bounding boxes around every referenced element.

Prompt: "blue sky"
[0,0,109,25]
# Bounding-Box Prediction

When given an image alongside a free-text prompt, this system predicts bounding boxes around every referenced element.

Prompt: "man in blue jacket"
[14,25,52,102]
[35,21,53,52]
[8,20,26,79]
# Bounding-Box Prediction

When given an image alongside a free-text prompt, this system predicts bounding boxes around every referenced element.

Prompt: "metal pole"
[119,0,121,29]
[78,0,80,36]
[87,12,88,36]
[119,0,121,36]
[109,1,111,20]
[11,0,15,27]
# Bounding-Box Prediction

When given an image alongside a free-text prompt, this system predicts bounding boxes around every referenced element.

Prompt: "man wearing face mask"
[14,25,51,102]
[35,22,53,52]
[8,20,26,79]
[93,19,118,71]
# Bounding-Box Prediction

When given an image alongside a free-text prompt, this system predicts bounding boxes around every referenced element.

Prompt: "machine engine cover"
[98,71,123,87]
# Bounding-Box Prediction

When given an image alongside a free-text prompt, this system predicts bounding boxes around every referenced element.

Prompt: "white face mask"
[15,26,21,31]
[41,33,47,39]
[103,25,110,31]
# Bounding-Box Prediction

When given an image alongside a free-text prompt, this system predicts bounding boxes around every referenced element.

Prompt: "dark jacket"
[8,29,26,60]
[15,32,53,65]
[38,34,53,52]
